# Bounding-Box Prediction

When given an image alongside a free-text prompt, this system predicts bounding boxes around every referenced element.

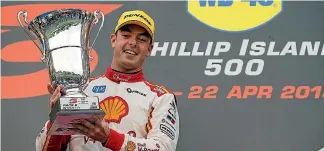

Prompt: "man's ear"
[146,44,153,57]
[110,33,117,48]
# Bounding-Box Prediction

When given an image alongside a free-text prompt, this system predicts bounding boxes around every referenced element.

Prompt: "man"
[35,10,179,151]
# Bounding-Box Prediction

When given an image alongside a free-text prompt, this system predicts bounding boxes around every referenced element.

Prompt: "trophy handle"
[89,10,105,60]
[17,10,46,62]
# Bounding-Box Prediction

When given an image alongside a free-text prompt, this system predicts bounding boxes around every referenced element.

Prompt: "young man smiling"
[36,10,179,151]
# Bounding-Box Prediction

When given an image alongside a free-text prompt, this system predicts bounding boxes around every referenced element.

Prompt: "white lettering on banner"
[151,40,324,57]
[205,42,214,56]
[204,59,264,76]
[150,40,323,76]
[170,42,178,56]
[300,42,323,55]
[192,42,205,56]
[267,42,280,56]
[239,39,324,56]
[281,42,298,55]
[151,42,231,56]
[151,42,169,56]
[178,42,191,56]
[214,42,231,55]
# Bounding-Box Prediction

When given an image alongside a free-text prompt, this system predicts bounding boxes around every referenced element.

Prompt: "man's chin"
[120,60,137,69]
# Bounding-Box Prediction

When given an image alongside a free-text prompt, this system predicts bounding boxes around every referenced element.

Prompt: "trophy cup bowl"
[18,9,105,135]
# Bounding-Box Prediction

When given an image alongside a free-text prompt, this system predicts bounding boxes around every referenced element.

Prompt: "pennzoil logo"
[187,0,283,32]
[100,96,129,123]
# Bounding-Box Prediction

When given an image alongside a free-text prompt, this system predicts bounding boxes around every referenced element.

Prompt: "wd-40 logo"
[187,0,283,32]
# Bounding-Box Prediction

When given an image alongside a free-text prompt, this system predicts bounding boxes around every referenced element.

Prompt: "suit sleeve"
[103,93,180,151]
[36,120,71,151]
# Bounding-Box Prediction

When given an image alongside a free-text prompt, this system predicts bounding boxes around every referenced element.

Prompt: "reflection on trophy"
[17,9,105,135]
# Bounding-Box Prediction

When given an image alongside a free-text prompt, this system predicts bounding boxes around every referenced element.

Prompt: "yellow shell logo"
[100,96,129,123]
[187,0,283,32]
[127,141,136,151]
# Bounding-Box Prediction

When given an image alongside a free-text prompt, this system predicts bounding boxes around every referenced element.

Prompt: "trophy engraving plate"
[59,97,100,110]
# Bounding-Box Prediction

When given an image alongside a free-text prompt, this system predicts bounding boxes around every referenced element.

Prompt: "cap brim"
[117,20,154,40]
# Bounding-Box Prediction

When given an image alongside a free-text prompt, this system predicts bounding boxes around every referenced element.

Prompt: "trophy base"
[47,96,105,135]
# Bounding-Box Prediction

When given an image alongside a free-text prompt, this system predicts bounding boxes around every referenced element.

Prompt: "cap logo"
[124,13,152,25]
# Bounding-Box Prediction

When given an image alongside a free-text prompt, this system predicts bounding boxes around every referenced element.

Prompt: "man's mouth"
[123,50,138,55]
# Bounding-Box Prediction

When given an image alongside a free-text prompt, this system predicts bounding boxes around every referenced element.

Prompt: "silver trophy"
[18,9,105,135]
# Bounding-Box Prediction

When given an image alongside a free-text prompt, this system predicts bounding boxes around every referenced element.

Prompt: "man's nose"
[128,37,137,47]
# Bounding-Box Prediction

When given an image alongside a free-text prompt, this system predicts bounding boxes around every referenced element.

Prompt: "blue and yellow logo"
[187,0,283,32]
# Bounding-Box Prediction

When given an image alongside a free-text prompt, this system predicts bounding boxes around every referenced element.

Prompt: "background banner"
[1,1,324,151]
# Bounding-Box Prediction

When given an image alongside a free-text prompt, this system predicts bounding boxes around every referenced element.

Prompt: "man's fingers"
[50,87,60,101]
[48,82,66,96]
[52,92,61,102]
[72,123,89,135]
[49,86,63,108]
[47,83,54,94]
[74,129,87,136]
[59,85,66,95]
[53,85,62,96]
[80,119,95,129]
[47,81,56,94]
[93,115,102,125]
[50,93,61,108]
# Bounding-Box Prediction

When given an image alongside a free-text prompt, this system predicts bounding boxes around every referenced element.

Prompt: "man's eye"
[138,37,147,42]
[122,35,130,38]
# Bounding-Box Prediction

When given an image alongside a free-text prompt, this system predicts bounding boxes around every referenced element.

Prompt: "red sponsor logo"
[127,130,137,137]
[69,98,78,104]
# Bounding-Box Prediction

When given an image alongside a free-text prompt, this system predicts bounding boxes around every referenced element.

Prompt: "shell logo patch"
[187,0,283,32]
[100,96,129,123]
[126,141,136,151]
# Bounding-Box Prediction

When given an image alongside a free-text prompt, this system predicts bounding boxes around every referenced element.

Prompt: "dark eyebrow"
[118,25,152,42]
[119,25,132,32]
[139,32,150,38]
[120,25,149,37]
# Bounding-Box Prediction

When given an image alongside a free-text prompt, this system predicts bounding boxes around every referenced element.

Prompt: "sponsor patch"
[137,143,160,151]
[165,100,177,124]
[138,147,160,151]
[127,141,136,151]
[137,143,146,147]
[92,85,106,93]
[160,124,175,140]
[126,88,147,97]
[168,108,176,120]
[127,130,137,137]
[100,96,129,123]
[162,118,176,131]
[166,115,176,124]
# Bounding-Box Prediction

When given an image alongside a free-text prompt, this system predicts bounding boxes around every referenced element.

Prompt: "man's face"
[110,24,153,72]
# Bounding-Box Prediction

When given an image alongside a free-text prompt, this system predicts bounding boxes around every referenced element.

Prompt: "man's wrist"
[101,138,108,145]
[101,128,111,145]
[103,129,125,150]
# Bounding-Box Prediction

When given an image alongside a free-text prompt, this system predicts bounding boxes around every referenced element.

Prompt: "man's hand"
[47,81,56,95]
[72,116,110,144]
[48,82,66,109]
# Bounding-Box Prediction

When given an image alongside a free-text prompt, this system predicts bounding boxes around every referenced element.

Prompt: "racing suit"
[36,67,179,151]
